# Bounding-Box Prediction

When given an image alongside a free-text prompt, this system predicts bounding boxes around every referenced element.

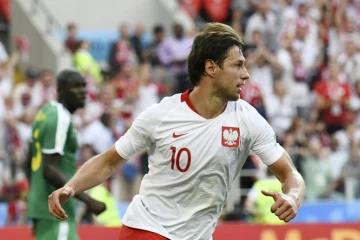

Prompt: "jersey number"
[170,147,191,172]
[31,128,42,172]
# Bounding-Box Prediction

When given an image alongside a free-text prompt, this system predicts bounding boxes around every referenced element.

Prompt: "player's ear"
[204,59,216,78]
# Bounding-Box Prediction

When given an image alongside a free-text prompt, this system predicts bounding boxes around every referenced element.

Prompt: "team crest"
[222,126,240,148]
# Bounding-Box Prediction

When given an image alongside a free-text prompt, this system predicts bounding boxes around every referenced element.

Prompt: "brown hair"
[188,23,244,86]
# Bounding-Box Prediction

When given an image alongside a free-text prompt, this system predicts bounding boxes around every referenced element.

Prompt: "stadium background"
[0,0,360,239]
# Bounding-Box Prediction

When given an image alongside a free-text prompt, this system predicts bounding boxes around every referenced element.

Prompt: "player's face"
[214,46,249,101]
[63,77,87,112]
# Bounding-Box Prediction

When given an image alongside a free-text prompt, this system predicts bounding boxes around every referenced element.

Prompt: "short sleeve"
[41,106,71,155]
[115,105,157,160]
[249,107,284,166]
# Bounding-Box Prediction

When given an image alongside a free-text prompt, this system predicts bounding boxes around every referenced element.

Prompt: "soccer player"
[48,23,305,240]
[27,70,106,240]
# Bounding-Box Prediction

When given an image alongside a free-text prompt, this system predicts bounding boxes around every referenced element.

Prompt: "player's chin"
[228,93,240,101]
[77,101,86,109]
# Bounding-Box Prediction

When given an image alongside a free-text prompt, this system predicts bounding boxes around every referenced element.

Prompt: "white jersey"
[115,90,284,240]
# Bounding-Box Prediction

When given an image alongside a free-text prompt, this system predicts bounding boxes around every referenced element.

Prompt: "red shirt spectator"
[0,0,9,21]
[240,83,264,109]
[65,23,77,54]
[180,0,202,18]
[315,78,351,132]
[203,0,231,22]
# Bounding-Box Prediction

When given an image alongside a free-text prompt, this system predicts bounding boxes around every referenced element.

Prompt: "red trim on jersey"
[181,89,200,114]
[181,89,228,116]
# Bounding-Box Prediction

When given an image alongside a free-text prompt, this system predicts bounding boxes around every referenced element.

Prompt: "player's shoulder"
[138,93,182,118]
[35,101,71,124]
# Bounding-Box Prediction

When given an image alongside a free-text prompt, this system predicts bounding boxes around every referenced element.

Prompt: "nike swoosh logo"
[173,132,187,138]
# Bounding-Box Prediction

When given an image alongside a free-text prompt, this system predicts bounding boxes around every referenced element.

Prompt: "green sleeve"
[41,106,71,155]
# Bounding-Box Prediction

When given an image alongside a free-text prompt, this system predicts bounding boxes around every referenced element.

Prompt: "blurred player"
[27,70,106,240]
[48,23,305,240]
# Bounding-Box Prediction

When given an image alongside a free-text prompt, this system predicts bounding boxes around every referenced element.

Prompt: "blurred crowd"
[0,0,360,226]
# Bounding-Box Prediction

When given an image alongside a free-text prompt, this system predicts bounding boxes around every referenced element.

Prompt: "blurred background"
[0,0,360,238]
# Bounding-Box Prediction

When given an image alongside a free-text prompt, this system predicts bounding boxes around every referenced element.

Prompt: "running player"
[48,23,305,240]
[27,70,106,240]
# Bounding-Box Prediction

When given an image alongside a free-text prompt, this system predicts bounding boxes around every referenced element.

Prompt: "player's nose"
[240,67,250,81]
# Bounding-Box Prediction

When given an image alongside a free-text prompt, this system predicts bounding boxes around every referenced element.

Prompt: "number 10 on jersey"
[170,146,192,172]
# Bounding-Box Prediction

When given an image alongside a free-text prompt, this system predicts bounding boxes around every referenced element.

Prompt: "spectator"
[244,0,278,51]
[73,40,103,83]
[108,24,136,76]
[143,25,165,67]
[158,23,193,93]
[326,135,349,200]
[341,145,360,199]
[246,34,281,98]
[65,23,78,54]
[132,64,161,119]
[12,67,42,115]
[349,79,360,127]
[240,67,266,118]
[38,69,56,105]
[244,168,285,224]
[130,23,146,64]
[79,111,115,154]
[301,138,333,200]
[315,63,352,134]
[265,80,295,138]
[6,179,28,226]
[337,38,360,84]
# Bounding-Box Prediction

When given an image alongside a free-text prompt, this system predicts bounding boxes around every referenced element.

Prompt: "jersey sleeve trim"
[40,103,71,156]
[54,104,71,153]
[114,137,130,160]
[262,145,285,166]
[42,148,64,155]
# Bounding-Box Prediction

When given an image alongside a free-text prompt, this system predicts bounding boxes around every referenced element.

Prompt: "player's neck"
[58,98,75,114]
[189,87,227,119]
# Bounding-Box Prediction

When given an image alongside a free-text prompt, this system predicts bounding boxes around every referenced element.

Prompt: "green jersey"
[27,102,78,220]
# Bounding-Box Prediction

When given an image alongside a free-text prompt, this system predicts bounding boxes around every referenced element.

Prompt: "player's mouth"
[237,84,242,93]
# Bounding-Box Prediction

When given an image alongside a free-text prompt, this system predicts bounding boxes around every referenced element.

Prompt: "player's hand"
[48,186,75,220]
[261,190,298,223]
[87,199,106,216]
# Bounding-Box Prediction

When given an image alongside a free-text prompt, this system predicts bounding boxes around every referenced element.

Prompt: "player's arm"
[48,145,125,220]
[249,104,305,223]
[42,153,103,207]
[65,145,124,195]
[266,151,305,221]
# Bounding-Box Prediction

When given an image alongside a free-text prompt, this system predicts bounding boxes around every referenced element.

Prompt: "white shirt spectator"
[79,120,113,154]
[265,93,295,137]
[0,41,8,63]
[250,64,274,98]
[13,82,42,109]
[132,83,160,119]
[245,11,277,48]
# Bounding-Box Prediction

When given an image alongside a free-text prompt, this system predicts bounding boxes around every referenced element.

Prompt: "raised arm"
[48,145,125,220]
